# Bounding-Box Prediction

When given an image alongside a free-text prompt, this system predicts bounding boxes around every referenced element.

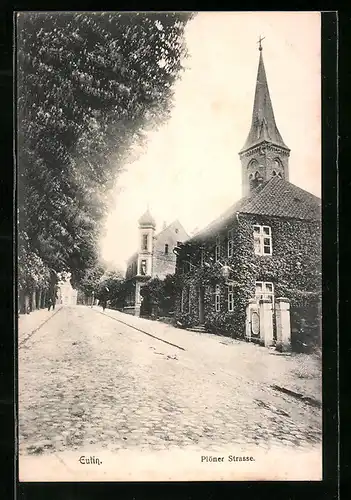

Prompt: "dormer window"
[253,225,272,256]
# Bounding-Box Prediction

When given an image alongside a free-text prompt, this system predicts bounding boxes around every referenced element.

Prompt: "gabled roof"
[240,50,289,153]
[188,177,321,243]
[154,219,190,240]
[126,219,189,266]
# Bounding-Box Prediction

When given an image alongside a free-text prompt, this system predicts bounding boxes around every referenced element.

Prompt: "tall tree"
[17,12,193,287]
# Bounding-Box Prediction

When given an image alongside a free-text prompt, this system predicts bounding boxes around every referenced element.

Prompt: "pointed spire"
[241,42,289,152]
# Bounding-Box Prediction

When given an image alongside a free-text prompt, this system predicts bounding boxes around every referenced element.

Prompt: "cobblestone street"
[18,306,322,480]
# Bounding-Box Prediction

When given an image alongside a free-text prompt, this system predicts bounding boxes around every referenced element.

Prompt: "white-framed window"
[253,225,272,255]
[181,288,185,312]
[255,281,274,304]
[227,283,234,312]
[227,229,234,257]
[215,236,221,262]
[215,284,221,312]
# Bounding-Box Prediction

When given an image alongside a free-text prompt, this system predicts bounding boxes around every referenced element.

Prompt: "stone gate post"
[275,297,291,352]
[259,298,274,347]
[245,298,257,341]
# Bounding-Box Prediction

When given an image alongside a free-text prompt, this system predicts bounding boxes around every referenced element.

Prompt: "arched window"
[249,171,262,190]
[274,158,282,169]
[278,172,283,178]
[272,170,277,176]
[248,159,258,169]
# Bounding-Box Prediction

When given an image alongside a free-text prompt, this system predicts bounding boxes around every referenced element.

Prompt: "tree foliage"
[140,274,178,317]
[96,270,127,309]
[79,264,106,295]
[17,12,192,288]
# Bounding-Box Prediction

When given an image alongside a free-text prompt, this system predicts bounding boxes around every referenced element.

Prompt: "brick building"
[124,209,189,316]
[174,45,321,351]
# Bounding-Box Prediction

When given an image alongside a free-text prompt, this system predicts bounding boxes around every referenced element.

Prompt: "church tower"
[239,38,290,197]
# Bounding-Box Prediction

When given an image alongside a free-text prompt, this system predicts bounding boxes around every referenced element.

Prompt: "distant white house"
[58,281,78,306]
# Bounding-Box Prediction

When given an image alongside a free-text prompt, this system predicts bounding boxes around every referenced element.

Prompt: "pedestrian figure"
[100,286,109,312]
[48,288,58,311]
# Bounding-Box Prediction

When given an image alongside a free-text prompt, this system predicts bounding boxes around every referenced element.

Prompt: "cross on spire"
[257,35,265,51]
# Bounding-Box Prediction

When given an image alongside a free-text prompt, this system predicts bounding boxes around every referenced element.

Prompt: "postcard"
[17,11,322,482]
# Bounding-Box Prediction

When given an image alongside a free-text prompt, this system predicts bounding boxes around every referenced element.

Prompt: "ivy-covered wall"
[175,213,321,343]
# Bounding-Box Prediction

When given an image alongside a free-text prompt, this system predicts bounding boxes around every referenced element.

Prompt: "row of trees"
[17,12,192,311]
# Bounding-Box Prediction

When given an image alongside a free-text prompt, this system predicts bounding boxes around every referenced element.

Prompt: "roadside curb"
[18,307,63,347]
[90,307,322,409]
[93,308,186,352]
[271,384,322,408]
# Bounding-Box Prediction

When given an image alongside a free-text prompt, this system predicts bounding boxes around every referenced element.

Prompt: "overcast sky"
[101,11,321,270]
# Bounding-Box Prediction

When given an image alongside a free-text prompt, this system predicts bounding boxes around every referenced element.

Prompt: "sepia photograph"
[17,11,322,481]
